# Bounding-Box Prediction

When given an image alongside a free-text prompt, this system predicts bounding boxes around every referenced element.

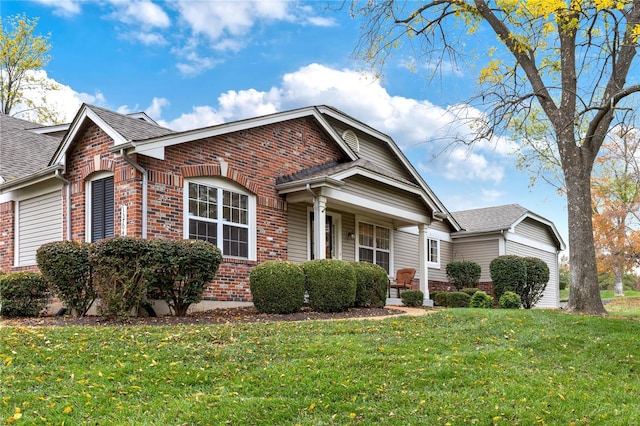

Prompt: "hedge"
[0,272,49,317]
[36,241,95,318]
[446,261,481,290]
[351,261,389,308]
[250,261,305,314]
[401,290,424,307]
[303,259,356,313]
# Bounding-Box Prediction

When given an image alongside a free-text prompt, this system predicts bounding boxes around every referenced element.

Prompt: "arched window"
[184,177,256,260]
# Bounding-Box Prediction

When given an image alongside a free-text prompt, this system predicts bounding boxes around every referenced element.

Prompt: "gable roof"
[451,204,565,250]
[51,104,175,166]
[0,114,62,184]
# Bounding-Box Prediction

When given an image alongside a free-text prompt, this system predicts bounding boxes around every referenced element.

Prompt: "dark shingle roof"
[451,204,528,232]
[87,105,174,141]
[0,114,62,181]
[276,158,417,187]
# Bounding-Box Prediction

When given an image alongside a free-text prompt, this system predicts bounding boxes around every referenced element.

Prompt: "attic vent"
[342,129,360,153]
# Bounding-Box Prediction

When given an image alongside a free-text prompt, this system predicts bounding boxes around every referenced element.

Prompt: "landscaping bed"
[0,306,403,327]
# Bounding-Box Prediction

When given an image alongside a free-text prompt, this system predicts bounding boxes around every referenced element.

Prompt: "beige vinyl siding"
[429,220,452,233]
[287,203,308,263]
[341,212,356,262]
[342,176,425,217]
[507,241,559,308]
[452,239,499,282]
[18,191,62,266]
[431,240,453,282]
[515,218,557,247]
[324,118,417,183]
[394,230,419,274]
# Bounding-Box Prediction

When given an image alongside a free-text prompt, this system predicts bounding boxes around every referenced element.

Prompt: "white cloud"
[107,0,170,28]
[32,0,82,17]
[8,70,105,124]
[158,106,226,131]
[480,188,505,202]
[129,32,168,46]
[145,97,170,120]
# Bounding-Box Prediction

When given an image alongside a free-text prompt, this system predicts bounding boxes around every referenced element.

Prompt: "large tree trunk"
[564,165,607,314]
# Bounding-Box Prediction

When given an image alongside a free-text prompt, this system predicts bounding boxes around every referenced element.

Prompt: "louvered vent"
[342,129,360,153]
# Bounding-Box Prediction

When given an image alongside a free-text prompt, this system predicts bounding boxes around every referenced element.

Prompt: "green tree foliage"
[1,13,61,123]
[351,0,640,314]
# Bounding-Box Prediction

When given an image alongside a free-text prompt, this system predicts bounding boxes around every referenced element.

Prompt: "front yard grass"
[2,309,639,424]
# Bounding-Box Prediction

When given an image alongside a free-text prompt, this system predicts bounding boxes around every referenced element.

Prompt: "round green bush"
[499,291,522,309]
[461,287,481,296]
[37,240,95,318]
[469,290,493,308]
[446,291,471,308]
[250,261,305,314]
[446,261,481,290]
[433,291,448,307]
[401,290,424,307]
[0,272,49,317]
[303,259,356,313]
[490,255,527,300]
[521,257,550,309]
[351,262,389,308]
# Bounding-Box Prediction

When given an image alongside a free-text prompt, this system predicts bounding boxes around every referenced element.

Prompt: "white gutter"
[54,169,72,240]
[120,149,148,238]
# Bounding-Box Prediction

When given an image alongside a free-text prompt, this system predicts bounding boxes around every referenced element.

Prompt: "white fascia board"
[330,168,421,194]
[322,187,430,224]
[276,177,344,195]
[30,123,71,134]
[0,166,62,194]
[133,144,165,160]
[51,106,127,166]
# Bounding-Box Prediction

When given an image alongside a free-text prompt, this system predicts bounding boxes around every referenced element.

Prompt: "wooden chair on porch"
[388,268,416,297]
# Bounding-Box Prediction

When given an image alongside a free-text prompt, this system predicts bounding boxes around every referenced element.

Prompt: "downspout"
[54,169,71,240]
[120,149,147,239]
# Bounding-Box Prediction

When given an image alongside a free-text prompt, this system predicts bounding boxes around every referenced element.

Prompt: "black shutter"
[91,176,114,242]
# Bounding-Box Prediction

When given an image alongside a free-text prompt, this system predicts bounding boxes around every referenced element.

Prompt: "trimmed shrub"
[469,291,493,308]
[303,259,356,313]
[446,261,481,290]
[433,291,448,307]
[36,241,95,318]
[461,287,481,296]
[146,239,223,316]
[521,257,550,309]
[499,291,522,309]
[490,255,527,300]
[351,262,389,308]
[401,290,424,307]
[446,291,471,308]
[250,261,305,314]
[0,272,49,317]
[89,237,151,319]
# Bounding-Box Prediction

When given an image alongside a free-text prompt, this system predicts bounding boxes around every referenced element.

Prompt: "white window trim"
[427,238,440,269]
[183,177,256,261]
[355,215,393,273]
[85,171,114,243]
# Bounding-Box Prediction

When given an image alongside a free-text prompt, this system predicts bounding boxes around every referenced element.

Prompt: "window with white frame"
[427,238,439,266]
[185,179,255,259]
[358,221,390,273]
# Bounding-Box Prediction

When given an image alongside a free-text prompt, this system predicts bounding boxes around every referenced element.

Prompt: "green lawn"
[559,288,640,301]
[2,309,640,425]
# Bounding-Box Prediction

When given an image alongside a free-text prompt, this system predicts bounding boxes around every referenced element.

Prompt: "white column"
[418,223,430,302]
[314,195,327,259]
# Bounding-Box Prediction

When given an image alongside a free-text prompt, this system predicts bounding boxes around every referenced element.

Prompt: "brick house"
[0,104,565,308]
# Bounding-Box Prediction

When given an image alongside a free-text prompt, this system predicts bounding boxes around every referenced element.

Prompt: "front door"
[309,212,341,259]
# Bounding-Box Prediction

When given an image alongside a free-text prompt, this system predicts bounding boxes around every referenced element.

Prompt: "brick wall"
[0,201,15,272]
[61,116,347,302]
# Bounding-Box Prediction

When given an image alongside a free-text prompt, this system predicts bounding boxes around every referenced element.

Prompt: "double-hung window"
[427,238,440,266]
[186,179,255,260]
[358,221,390,273]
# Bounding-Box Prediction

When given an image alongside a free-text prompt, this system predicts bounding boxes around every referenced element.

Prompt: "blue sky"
[3,0,569,244]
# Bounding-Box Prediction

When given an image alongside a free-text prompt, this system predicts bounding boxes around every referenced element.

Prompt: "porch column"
[314,195,327,259]
[418,223,430,302]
